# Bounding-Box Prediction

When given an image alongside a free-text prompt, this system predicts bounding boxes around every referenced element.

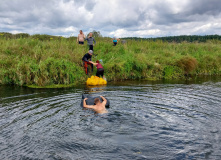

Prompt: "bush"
[176,56,198,74]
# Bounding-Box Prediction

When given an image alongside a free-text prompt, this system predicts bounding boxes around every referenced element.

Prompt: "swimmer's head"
[94,98,101,104]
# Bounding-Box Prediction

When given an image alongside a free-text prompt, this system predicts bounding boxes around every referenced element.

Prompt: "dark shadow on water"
[108,75,221,86]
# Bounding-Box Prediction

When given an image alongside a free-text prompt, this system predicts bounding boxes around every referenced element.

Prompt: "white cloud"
[109,29,128,37]
[0,0,221,37]
[63,26,77,32]
[1,18,13,25]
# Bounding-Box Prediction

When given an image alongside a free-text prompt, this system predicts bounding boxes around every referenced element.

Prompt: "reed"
[0,35,221,87]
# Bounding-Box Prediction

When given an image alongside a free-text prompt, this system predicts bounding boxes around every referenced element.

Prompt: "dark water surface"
[0,77,221,160]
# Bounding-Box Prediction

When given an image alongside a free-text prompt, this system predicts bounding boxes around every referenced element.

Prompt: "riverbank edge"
[23,74,221,88]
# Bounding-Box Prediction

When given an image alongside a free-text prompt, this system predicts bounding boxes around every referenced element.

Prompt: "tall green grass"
[0,35,221,87]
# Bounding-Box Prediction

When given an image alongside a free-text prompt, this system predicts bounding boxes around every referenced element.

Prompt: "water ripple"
[0,80,221,159]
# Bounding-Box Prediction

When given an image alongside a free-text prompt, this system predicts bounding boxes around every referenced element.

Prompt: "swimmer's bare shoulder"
[95,107,108,114]
[96,96,108,114]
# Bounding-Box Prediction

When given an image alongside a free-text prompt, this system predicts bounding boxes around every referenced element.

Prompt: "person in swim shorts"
[77,30,86,44]
[89,60,105,79]
[83,96,108,114]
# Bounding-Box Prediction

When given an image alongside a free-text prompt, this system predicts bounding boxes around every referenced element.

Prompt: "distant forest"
[1,32,221,43]
[122,35,221,43]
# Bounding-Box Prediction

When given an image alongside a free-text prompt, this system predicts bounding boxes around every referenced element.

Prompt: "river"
[0,77,221,159]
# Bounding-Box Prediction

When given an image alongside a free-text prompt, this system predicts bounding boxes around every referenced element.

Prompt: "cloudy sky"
[1,0,221,38]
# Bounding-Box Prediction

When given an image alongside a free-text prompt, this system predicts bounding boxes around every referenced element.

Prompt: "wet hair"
[94,98,100,104]
[96,60,99,63]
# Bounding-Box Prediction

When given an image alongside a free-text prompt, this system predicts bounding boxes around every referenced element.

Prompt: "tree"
[87,30,102,38]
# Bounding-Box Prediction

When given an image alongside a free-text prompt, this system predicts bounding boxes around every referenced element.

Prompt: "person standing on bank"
[89,60,105,79]
[82,50,93,75]
[77,30,86,45]
[112,36,120,46]
[85,32,96,50]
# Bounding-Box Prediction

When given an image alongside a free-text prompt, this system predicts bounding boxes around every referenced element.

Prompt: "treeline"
[0,30,102,41]
[0,32,68,41]
[122,35,221,43]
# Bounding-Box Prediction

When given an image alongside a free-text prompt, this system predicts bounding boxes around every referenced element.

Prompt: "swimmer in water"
[83,96,108,114]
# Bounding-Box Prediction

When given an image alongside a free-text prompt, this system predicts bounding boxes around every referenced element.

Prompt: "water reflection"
[84,85,107,94]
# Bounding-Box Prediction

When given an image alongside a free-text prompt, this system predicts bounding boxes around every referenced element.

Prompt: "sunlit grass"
[0,36,221,87]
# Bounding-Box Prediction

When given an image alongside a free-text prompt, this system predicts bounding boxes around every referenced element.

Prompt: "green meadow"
[0,33,221,88]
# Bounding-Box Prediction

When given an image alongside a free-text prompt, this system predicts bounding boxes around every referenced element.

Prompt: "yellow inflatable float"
[86,76,107,86]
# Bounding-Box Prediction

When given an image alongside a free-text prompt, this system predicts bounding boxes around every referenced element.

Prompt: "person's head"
[88,50,93,55]
[94,98,101,105]
[89,32,93,37]
[96,60,99,63]
[79,30,83,34]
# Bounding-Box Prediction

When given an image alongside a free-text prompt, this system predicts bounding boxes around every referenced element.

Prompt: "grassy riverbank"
[0,35,221,88]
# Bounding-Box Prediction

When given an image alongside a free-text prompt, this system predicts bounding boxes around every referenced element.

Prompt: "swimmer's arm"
[100,96,107,105]
[83,98,95,109]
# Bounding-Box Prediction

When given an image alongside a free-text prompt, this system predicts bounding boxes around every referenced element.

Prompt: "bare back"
[93,102,108,114]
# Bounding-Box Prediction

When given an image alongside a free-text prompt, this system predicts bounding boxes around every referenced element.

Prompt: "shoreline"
[23,74,221,88]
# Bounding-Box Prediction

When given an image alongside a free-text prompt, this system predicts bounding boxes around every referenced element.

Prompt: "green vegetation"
[0,32,221,88]
[124,35,221,43]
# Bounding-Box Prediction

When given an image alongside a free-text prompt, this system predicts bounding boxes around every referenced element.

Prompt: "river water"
[0,77,221,160]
